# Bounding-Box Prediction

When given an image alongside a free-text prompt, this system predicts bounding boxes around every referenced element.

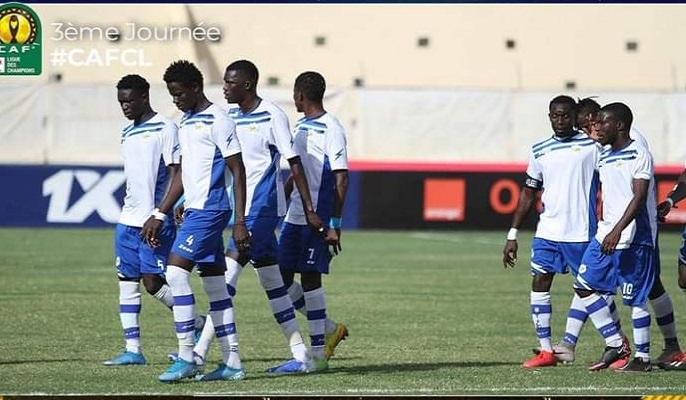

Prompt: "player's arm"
[288,157,324,233]
[502,175,541,268]
[602,177,649,254]
[283,173,294,199]
[272,110,324,233]
[215,117,249,251]
[141,162,184,247]
[658,168,686,219]
[141,123,184,247]
[328,168,349,255]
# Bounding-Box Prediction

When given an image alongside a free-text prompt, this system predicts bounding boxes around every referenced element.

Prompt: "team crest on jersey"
[571,144,581,153]
[248,122,259,133]
[195,123,203,130]
[142,132,151,140]
[307,129,316,137]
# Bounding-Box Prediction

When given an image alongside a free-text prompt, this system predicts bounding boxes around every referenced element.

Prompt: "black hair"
[226,59,259,86]
[601,102,633,129]
[294,71,326,102]
[116,74,150,94]
[549,95,577,112]
[577,97,601,116]
[163,60,203,88]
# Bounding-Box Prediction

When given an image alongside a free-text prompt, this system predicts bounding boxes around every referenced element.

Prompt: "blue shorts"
[278,222,331,274]
[574,239,655,307]
[114,222,175,279]
[227,215,279,267]
[171,209,230,267]
[530,238,589,276]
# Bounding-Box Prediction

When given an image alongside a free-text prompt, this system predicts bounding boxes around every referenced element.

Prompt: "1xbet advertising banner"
[0,164,683,230]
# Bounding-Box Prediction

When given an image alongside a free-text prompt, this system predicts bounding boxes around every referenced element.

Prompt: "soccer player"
[278,71,349,369]
[104,74,205,366]
[569,98,683,368]
[143,60,250,383]
[574,102,657,372]
[190,59,331,374]
[656,155,686,370]
[502,95,604,369]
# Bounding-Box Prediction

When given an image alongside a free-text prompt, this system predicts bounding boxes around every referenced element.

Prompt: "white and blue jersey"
[119,113,180,227]
[178,103,241,212]
[527,132,601,242]
[228,99,296,217]
[171,104,240,265]
[595,141,657,249]
[285,112,348,225]
[116,113,179,278]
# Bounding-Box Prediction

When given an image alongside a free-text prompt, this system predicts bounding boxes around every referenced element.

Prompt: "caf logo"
[0,5,37,45]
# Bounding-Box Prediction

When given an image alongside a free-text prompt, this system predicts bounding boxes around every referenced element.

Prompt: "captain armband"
[524,175,543,190]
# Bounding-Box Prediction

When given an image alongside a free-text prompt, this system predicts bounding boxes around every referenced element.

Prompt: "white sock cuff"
[650,291,672,311]
[287,282,304,299]
[119,281,141,303]
[152,284,171,300]
[255,264,284,291]
[632,305,650,319]
[530,291,551,304]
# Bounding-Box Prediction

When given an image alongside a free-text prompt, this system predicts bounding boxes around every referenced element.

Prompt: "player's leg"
[552,242,592,363]
[104,224,147,366]
[181,210,244,382]
[615,245,655,373]
[574,239,629,371]
[522,238,561,368]
[250,217,310,367]
[104,224,146,366]
[648,240,683,367]
[159,210,232,382]
[286,270,347,359]
[265,222,315,374]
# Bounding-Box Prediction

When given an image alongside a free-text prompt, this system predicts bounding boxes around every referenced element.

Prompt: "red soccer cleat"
[522,350,557,369]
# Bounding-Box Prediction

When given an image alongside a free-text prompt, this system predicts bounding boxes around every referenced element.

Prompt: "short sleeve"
[212,114,241,158]
[161,121,180,166]
[325,120,348,171]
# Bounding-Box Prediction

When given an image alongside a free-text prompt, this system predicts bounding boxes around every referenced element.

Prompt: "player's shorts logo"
[0,3,42,76]
[579,264,587,274]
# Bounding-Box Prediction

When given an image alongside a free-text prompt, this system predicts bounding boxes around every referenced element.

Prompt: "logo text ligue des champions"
[0,2,41,75]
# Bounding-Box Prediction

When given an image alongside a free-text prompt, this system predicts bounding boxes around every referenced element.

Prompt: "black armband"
[524,175,543,190]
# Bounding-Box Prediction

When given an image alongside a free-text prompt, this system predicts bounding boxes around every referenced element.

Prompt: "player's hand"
[503,240,518,268]
[601,230,621,255]
[305,210,324,233]
[657,200,673,222]
[141,216,162,248]
[232,220,251,254]
[174,204,185,224]
[324,227,341,256]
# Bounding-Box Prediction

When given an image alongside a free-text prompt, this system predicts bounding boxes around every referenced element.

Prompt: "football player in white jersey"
[503,95,611,369]
[144,60,250,383]
[574,103,658,372]
[104,74,204,366]
[189,59,332,374]
[575,98,683,368]
[279,71,349,368]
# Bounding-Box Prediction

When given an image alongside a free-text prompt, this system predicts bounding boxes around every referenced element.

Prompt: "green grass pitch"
[2,228,686,395]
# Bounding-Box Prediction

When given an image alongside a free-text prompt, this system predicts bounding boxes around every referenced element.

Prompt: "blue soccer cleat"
[103,351,146,366]
[158,358,198,383]
[195,363,245,381]
[167,351,205,372]
[265,358,309,375]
